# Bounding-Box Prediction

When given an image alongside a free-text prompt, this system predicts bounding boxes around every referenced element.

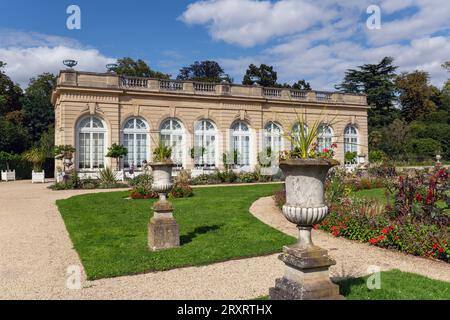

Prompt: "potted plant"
[23,147,47,183]
[269,113,342,300]
[0,151,19,182]
[106,143,128,181]
[148,142,179,250]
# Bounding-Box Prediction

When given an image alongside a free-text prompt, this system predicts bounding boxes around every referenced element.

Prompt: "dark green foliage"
[336,57,398,128]
[114,57,169,79]
[0,61,22,116]
[242,64,278,87]
[0,117,29,154]
[177,60,232,83]
[21,73,57,142]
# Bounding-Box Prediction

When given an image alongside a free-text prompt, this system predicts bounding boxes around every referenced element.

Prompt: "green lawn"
[257,269,450,300]
[57,184,295,280]
[352,188,389,204]
[341,269,450,300]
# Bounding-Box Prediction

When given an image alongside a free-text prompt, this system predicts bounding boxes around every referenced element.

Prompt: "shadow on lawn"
[180,225,222,245]
[336,277,367,296]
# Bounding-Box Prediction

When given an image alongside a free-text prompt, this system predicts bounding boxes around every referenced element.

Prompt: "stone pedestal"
[269,245,343,300]
[148,196,180,251]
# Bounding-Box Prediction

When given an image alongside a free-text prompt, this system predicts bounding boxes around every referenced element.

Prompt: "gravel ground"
[0,181,282,300]
[250,196,450,282]
[1,181,448,300]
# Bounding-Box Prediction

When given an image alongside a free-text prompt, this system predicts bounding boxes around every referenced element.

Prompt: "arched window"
[160,118,184,166]
[291,123,308,150]
[77,116,107,170]
[231,122,250,167]
[123,118,149,169]
[264,122,283,153]
[194,120,217,168]
[317,124,333,152]
[344,125,358,153]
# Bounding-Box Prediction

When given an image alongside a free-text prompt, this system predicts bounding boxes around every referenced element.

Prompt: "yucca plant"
[284,110,338,160]
[98,167,118,187]
[153,142,172,163]
[22,147,46,172]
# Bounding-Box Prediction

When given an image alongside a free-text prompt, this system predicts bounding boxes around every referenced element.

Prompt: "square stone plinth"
[269,245,344,300]
[148,216,180,251]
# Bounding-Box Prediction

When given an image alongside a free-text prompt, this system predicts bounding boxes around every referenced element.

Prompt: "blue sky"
[0,0,449,89]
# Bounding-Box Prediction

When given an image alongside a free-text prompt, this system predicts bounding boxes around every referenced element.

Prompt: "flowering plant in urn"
[148,142,180,251]
[269,111,343,300]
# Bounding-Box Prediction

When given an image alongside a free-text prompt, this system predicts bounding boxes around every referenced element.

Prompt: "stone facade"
[52,70,369,174]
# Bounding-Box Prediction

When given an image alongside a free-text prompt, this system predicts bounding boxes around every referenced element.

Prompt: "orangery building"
[52,70,369,177]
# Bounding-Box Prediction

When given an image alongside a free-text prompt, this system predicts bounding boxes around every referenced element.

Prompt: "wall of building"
[53,73,369,173]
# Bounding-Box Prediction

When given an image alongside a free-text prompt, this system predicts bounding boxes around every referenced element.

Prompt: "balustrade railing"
[194,82,216,93]
[316,92,332,102]
[160,80,183,91]
[120,77,148,88]
[263,88,282,98]
[290,90,307,100]
[65,73,365,105]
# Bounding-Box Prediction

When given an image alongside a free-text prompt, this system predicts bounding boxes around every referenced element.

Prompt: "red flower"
[378,235,385,241]
[382,227,390,234]
[368,238,378,245]
[426,188,434,205]
[415,193,423,202]
[322,148,329,153]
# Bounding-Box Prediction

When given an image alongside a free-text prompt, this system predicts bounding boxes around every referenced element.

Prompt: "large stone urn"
[269,158,343,300]
[148,162,180,251]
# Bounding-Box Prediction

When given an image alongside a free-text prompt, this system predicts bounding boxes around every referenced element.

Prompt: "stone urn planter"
[148,162,180,251]
[269,158,343,300]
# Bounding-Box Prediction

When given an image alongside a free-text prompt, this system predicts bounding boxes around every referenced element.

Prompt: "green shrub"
[345,152,357,164]
[238,172,257,183]
[407,138,441,159]
[369,150,387,163]
[170,183,194,198]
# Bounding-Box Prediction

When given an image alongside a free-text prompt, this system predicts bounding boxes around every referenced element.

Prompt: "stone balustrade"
[57,70,367,105]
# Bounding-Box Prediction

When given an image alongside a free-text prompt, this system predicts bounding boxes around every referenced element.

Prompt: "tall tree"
[177,60,232,83]
[0,117,29,154]
[242,64,278,87]
[115,57,169,79]
[0,61,23,116]
[336,57,398,128]
[290,79,312,91]
[22,73,57,142]
[395,71,436,122]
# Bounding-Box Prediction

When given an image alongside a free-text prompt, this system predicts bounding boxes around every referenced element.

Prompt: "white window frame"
[160,118,185,167]
[317,124,333,152]
[263,122,283,154]
[76,116,107,171]
[194,120,218,169]
[231,121,251,168]
[344,125,359,154]
[122,118,150,169]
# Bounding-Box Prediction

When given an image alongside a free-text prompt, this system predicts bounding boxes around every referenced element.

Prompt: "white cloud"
[179,0,336,47]
[0,30,115,87]
[181,0,450,89]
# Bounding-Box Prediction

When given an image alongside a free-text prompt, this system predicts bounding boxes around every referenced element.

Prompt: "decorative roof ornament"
[63,60,78,69]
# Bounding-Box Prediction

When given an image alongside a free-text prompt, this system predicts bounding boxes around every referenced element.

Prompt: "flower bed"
[275,166,450,263]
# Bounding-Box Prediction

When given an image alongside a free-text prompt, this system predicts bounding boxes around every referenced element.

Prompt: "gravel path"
[250,196,450,282]
[0,181,283,300]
